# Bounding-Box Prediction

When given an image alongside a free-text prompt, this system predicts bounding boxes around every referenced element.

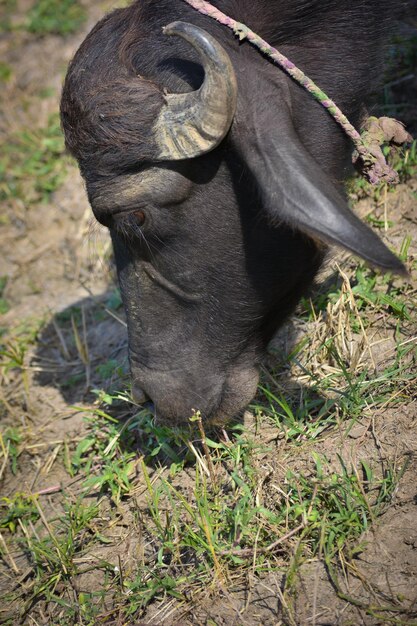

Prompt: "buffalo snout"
[131,362,259,426]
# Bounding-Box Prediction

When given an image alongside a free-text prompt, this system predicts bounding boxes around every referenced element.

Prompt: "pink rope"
[182,0,412,184]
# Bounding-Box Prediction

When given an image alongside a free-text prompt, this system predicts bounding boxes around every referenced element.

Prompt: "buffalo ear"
[236,106,406,275]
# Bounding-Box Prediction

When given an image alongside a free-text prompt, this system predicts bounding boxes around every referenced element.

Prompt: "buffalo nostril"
[131,384,148,405]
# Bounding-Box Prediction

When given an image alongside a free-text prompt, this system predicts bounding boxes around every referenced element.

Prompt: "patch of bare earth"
[1,2,416,624]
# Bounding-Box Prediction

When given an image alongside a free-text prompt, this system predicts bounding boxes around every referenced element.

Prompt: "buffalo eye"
[133,209,146,226]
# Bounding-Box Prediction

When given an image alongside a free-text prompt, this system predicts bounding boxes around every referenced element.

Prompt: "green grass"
[0,113,68,206]
[300,237,414,326]
[0,399,408,623]
[0,276,10,315]
[0,427,21,475]
[0,61,12,82]
[26,0,86,36]
[1,492,40,532]
[0,0,86,35]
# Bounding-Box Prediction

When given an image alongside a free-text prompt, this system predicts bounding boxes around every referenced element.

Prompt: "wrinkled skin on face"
[95,160,323,424]
[87,146,324,423]
[61,0,405,425]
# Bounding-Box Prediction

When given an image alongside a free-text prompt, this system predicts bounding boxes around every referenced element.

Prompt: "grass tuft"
[0,113,68,205]
[26,0,86,36]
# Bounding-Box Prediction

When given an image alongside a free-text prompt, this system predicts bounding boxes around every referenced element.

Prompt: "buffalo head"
[61,2,404,425]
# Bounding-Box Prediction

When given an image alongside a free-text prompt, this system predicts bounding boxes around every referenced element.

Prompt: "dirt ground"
[0,1,416,625]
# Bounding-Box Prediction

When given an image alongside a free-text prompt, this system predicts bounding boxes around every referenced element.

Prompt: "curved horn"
[153,21,237,160]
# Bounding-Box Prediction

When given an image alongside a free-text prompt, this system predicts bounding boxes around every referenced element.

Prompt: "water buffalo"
[61,0,406,425]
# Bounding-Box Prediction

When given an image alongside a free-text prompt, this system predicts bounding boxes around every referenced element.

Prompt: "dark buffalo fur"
[62,0,397,178]
[61,0,409,424]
